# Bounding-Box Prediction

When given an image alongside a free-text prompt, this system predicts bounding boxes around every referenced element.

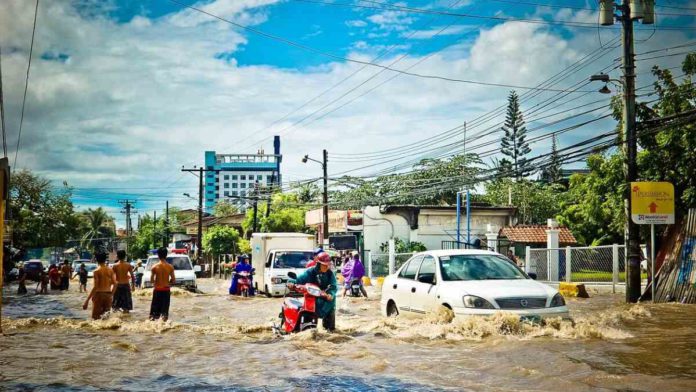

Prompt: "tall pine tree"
[500,90,531,181]
[541,134,562,183]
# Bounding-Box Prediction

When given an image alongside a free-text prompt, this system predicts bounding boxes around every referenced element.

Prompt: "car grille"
[495,297,547,309]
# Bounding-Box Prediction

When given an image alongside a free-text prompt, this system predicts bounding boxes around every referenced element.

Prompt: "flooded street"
[2,279,696,391]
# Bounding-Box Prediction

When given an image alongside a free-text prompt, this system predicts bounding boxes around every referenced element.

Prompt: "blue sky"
[1,0,695,228]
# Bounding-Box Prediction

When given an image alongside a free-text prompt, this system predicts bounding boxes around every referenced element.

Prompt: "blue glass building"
[204,136,281,212]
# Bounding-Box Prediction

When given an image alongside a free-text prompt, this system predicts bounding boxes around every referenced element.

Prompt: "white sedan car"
[381,249,569,319]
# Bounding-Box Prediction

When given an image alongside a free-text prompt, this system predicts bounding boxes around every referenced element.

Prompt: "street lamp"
[302,150,329,246]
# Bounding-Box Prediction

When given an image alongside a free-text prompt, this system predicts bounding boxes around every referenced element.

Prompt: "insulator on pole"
[630,0,644,20]
[599,0,615,26]
[641,0,655,24]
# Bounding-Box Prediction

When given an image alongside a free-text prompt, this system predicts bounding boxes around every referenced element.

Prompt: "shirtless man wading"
[112,250,135,313]
[150,247,176,321]
[83,252,116,320]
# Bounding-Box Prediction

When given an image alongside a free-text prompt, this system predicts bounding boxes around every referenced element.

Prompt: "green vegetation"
[202,225,240,258]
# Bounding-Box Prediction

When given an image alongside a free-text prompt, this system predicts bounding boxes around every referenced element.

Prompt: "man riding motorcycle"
[229,254,254,296]
[288,252,337,331]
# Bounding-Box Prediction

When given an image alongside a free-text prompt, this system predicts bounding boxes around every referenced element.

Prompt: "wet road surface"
[1,278,695,391]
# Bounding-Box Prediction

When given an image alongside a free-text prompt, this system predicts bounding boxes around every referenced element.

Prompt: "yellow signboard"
[630,182,675,225]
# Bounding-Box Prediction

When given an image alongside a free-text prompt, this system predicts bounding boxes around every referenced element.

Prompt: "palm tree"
[80,207,112,252]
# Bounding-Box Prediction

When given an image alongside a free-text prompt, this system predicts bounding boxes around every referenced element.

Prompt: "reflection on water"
[2,279,696,391]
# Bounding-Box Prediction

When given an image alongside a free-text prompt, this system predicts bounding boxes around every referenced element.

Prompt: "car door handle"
[393,284,397,289]
[411,287,416,293]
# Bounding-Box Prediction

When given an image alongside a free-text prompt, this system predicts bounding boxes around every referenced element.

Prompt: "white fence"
[525,244,626,291]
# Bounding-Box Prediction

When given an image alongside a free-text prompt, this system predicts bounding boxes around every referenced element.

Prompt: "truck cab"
[250,233,315,297]
[262,250,315,296]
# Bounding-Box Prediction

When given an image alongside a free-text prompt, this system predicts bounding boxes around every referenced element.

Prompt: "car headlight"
[272,277,283,284]
[550,293,566,307]
[462,295,495,309]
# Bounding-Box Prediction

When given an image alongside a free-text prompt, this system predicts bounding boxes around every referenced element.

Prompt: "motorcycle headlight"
[462,295,495,309]
[307,286,322,297]
[550,293,566,307]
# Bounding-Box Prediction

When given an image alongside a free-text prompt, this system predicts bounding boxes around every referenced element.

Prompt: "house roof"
[499,225,578,245]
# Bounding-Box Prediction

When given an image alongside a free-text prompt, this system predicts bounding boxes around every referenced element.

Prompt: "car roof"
[419,249,502,257]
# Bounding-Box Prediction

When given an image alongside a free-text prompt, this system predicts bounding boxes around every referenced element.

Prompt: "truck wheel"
[264,285,272,298]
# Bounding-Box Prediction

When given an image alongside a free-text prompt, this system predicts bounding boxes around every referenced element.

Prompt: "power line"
[293,0,696,31]
[168,0,598,91]
[234,0,472,152]
[14,0,40,168]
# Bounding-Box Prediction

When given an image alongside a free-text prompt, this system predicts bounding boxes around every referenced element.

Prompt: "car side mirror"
[417,275,434,284]
[194,265,202,272]
[528,272,537,280]
[287,271,297,279]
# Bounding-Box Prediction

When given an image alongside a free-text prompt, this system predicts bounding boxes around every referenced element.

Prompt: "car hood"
[143,270,196,281]
[440,279,556,298]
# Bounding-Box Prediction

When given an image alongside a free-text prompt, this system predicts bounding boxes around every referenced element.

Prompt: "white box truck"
[251,233,315,297]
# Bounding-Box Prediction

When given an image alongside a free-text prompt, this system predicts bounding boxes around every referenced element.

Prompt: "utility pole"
[153,210,157,249]
[164,200,169,248]
[252,181,259,233]
[302,150,329,245]
[462,122,467,156]
[265,171,275,221]
[322,149,329,245]
[181,166,207,265]
[621,0,641,303]
[596,0,654,303]
[119,199,137,257]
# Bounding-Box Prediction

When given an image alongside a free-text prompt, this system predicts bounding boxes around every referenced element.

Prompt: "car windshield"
[439,254,527,281]
[83,263,98,272]
[146,256,192,271]
[273,251,314,269]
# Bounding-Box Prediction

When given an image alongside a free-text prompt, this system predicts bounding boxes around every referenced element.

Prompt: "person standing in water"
[60,260,72,291]
[149,247,175,321]
[112,250,135,313]
[72,263,88,293]
[83,253,116,320]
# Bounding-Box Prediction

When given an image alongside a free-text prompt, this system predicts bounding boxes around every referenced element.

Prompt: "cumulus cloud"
[1,0,692,224]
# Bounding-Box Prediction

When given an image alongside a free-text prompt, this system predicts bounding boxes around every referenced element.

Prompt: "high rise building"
[204,136,281,212]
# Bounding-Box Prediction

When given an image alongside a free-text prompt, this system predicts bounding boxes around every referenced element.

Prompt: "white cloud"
[1,1,692,227]
[346,20,367,28]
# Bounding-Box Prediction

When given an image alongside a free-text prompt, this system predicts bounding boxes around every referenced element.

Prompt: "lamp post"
[593,0,654,303]
[303,150,328,245]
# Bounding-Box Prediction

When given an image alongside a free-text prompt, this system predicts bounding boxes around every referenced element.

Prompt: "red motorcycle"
[274,272,328,334]
[236,271,252,297]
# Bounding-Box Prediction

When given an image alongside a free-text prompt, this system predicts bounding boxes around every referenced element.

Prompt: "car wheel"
[387,300,399,317]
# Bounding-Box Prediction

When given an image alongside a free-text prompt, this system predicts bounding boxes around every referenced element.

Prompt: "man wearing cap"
[288,252,337,332]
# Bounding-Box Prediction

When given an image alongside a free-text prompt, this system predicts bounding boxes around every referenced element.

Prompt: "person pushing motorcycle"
[287,252,337,331]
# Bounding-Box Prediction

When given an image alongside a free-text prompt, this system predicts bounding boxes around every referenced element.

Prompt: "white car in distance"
[142,254,200,291]
[381,250,569,319]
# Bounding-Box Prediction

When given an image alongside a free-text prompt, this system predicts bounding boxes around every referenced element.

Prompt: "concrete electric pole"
[596,0,654,302]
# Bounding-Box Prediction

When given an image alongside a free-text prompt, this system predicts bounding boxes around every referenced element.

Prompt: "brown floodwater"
[1,278,695,391]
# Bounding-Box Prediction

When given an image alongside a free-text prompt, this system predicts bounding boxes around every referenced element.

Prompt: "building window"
[240,183,246,188]
[232,183,238,189]
[241,175,246,180]
[224,175,229,180]
[240,191,246,196]
[224,183,229,188]
[257,175,263,181]
[207,190,214,194]
[224,191,229,197]
[231,191,238,196]
[232,175,238,180]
